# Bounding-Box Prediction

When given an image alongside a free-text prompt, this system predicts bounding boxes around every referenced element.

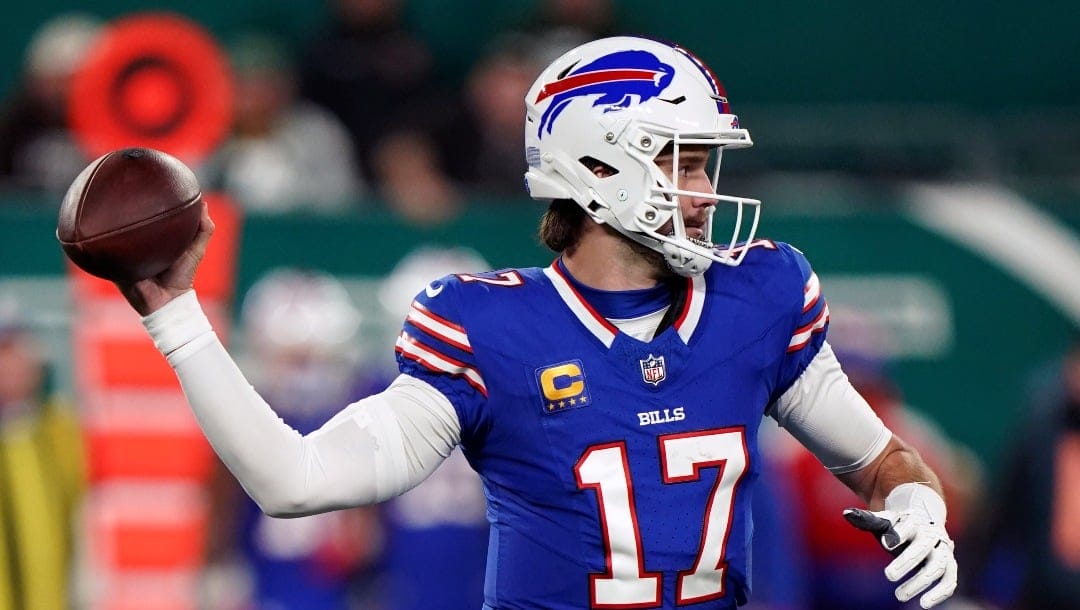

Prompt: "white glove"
[843,483,958,609]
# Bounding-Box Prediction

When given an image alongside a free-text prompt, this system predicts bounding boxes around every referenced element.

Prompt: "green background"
[4,1,1078,110]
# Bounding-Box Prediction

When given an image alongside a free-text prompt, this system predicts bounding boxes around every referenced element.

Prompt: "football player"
[116,36,957,609]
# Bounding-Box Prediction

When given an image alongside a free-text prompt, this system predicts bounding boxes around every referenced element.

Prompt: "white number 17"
[574,428,749,608]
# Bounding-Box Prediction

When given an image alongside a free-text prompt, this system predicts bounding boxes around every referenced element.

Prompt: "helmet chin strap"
[661,241,713,276]
[619,228,714,277]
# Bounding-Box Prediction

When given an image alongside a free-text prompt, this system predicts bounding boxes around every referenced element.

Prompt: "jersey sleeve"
[772,243,830,399]
[394,274,487,433]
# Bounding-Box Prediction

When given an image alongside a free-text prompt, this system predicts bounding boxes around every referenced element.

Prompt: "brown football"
[57,147,202,282]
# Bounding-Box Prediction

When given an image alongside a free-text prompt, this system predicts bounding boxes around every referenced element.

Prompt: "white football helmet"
[524,36,760,276]
[240,269,363,412]
[377,246,491,318]
[241,269,362,359]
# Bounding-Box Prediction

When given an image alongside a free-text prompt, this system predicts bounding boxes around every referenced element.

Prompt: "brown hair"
[538,199,588,253]
[537,156,621,253]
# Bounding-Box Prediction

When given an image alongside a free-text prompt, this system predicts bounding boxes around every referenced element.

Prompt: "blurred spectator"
[378,449,487,610]
[373,246,490,610]
[299,0,445,184]
[432,38,544,200]
[0,295,85,609]
[423,0,614,201]
[199,32,365,213]
[204,270,383,609]
[370,129,463,225]
[964,340,1080,609]
[518,0,617,65]
[0,13,100,195]
[372,36,542,213]
[769,318,979,610]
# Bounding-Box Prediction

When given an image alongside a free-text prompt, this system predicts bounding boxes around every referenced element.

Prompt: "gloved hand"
[843,483,957,609]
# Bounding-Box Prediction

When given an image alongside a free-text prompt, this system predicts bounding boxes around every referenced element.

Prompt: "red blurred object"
[66,193,242,610]
[68,13,233,165]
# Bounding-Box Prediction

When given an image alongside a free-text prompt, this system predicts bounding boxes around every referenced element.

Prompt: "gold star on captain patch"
[579,396,588,403]
[548,403,555,410]
[558,400,566,408]
[569,397,577,406]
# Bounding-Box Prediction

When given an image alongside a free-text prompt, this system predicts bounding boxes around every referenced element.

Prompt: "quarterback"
[117,36,957,609]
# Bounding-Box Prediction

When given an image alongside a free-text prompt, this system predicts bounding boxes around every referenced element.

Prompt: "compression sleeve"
[142,290,462,517]
[767,341,891,474]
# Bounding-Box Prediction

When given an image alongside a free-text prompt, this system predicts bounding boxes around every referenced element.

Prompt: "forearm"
[841,435,944,509]
[143,291,460,516]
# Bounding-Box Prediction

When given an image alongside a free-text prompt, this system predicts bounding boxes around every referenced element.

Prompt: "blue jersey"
[395,240,828,610]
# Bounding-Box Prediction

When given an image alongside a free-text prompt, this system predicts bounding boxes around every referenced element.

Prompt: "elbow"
[260,501,311,519]
[252,492,312,518]
[257,496,377,519]
[246,482,322,518]
[247,481,380,518]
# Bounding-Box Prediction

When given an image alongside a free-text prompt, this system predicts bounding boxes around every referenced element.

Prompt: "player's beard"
[602,223,677,282]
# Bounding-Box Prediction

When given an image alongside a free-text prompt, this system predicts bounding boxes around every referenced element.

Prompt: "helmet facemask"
[601,125,761,276]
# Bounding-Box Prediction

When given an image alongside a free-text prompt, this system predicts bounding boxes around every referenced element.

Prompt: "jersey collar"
[543,260,706,348]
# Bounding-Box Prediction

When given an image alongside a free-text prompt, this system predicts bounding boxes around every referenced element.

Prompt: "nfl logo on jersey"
[639,354,666,386]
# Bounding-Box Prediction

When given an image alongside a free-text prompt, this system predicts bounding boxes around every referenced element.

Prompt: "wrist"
[118,282,189,317]
[141,290,212,359]
[884,482,947,526]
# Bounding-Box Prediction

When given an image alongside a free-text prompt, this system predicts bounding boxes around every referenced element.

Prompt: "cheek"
[685,172,714,192]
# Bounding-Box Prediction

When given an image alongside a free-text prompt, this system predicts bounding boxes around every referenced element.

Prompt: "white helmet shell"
[524,36,761,275]
[241,268,362,361]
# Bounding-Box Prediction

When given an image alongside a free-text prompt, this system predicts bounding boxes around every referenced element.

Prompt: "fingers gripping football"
[844,484,957,609]
[117,202,214,316]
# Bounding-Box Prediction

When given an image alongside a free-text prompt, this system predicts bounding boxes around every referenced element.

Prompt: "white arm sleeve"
[767,341,892,474]
[142,290,462,517]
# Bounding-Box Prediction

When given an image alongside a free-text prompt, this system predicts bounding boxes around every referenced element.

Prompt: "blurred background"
[1,1,1078,609]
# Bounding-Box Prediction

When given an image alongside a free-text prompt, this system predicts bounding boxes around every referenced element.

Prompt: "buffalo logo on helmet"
[669,44,732,115]
[534,50,675,138]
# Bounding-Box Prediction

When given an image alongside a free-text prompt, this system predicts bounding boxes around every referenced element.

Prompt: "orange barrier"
[67,193,240,610]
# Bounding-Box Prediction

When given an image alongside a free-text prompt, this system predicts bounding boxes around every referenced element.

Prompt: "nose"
[682,169,716,209]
